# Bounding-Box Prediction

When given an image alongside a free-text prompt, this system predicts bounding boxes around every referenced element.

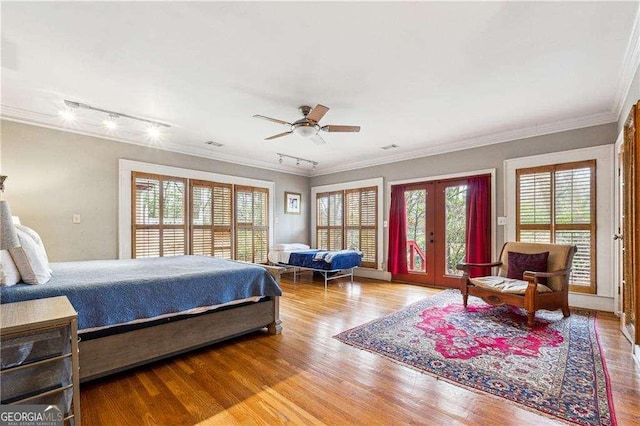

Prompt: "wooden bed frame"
[78,264,284,382]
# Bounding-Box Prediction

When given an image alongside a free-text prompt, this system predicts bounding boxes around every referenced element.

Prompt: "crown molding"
[612,5,640,119]
[310,110,617,177]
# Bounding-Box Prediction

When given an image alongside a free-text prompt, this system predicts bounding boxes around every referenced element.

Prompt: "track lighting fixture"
[62,99,170,139]
[276,153,318,169]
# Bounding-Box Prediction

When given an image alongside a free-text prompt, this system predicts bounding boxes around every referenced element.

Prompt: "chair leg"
[562,293,571,317]
[462,292,468,308]
[527,311,535,327]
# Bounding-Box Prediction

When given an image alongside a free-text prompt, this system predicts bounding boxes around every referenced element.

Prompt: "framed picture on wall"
[285,191,301,214]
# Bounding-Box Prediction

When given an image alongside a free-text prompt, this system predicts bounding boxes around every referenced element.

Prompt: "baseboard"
[568,293,615,312]
[354,268,391,281]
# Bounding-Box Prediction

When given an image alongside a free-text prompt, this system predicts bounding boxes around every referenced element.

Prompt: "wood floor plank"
[80,277,640,425]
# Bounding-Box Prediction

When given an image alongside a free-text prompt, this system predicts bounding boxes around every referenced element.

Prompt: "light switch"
[497,216,507,226]
[72,214,81,224]
[383,220,388,228]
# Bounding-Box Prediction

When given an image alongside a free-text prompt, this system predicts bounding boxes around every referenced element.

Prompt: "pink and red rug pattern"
[334,290,616,425]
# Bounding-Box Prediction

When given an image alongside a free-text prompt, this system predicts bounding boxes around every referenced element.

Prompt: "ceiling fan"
[253,104,360,144]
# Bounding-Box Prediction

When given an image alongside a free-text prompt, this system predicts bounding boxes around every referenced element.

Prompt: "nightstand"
[1,296,81,425]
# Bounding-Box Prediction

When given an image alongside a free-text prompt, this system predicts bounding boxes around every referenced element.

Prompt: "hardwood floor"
[81,275,640,425]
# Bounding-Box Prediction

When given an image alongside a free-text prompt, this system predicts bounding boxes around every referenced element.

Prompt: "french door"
[393,178,471,288]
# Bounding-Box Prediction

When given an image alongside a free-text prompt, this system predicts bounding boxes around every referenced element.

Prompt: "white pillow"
[15,224,49,263]
[0,250,21,286]
[272,243,310,251]
[9,229,51,285]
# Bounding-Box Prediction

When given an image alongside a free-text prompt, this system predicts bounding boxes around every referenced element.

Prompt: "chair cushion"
[507,251,549,284]
[469,276,553,294]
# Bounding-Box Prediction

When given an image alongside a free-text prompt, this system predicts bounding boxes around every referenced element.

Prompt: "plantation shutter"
[132,172,187,258]
[316,191,344,251]
[516,160,596,293]
[235,186,269,263]
[517,169,552,243]
[190,180,233,259]
[345,187,378,268]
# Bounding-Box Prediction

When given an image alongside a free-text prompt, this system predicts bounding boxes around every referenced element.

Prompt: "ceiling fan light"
[293,124,318,138]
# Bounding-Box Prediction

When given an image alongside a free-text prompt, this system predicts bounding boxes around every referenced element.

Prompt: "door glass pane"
[405,189,426,272]
[444,185,467,276]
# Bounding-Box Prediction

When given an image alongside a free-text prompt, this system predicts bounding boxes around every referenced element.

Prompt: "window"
[235,186,269,264]
[132,172,187,258]
[317,186,378,268]
[131,171,270,263]
[190,179,232,259]
[316,191,344,251]
[516,160,596,293]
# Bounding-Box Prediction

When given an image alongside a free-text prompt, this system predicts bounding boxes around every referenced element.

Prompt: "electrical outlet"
[497,216,507,226]
[72,214,81,224]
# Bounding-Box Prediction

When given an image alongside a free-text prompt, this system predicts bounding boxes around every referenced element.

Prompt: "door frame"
[386,168,497,277]
[614,130,633,341]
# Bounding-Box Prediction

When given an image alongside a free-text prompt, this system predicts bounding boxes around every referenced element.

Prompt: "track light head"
[64,100,80,109]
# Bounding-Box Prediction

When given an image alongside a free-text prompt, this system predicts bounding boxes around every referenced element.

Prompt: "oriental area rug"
[334,290,616,425]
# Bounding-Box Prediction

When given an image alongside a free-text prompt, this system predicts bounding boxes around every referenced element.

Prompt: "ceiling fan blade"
[321,125,361,133]
[310,134,326,145]
[306,104,329,122]
[253,114,292,126]
[265,131,292,140]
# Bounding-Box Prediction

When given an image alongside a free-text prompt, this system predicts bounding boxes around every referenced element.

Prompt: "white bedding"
[268,243,310,265]
[268,250,294,264]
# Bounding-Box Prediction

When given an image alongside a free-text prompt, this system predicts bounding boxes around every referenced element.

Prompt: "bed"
[268,244,362,288]
[0,255,284,382]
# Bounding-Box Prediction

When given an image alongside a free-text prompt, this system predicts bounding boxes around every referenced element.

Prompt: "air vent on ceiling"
[205,141,223,147]
[381,144,399,150]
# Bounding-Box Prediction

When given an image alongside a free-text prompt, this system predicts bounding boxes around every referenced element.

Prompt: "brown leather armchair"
[456,242,577,327]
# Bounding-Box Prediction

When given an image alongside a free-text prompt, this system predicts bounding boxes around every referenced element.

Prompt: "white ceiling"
[1,1,639,176]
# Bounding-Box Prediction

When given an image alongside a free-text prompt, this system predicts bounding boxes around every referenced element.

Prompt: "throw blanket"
[313,249,363,263]
[0,256,282,331]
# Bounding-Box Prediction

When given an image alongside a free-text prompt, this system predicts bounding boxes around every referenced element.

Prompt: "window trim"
[311,178,384,270]
[119,159,274,259]
[504,145,615,300]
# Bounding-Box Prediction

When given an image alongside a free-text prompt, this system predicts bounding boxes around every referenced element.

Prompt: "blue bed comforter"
[0,256,282,331]
[287,249,362,270]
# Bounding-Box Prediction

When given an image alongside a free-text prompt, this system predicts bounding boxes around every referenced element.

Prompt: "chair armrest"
[456,261,502,272]
[523,268,571,282]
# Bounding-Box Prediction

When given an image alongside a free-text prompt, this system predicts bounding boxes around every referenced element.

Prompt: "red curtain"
[465,176,491,277]
[388,184,408,274]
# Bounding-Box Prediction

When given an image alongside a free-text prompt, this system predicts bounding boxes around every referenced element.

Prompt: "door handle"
[613,234,623,241]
